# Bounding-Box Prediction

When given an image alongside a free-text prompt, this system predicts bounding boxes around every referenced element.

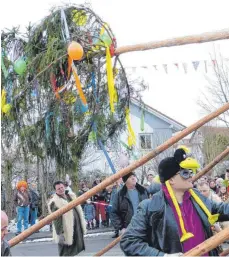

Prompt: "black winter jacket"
[120,189,229,256]
[110,183,148,230]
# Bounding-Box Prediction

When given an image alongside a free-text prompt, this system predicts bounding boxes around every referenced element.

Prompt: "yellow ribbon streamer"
[106,46,115,113]
[72,67,87,106]
[126,108,136,147]
[165,181,194,242]
[189,189,219,225]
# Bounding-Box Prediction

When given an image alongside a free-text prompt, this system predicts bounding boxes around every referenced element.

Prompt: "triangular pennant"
[174,63,179,70]
[182,63,188,74]
[212,60,217,66]
[192,61,200,71]
[153,65,158,71]
[204,60,208,73]
[163,64,168,74]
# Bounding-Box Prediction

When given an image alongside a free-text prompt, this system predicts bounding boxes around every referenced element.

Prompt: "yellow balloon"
[72,10,87,26]
[2,104,11,114]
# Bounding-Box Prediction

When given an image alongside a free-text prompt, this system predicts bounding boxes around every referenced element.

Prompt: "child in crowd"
[84,199,95,229]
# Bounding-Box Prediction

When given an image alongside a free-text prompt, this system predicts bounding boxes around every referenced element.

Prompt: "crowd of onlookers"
[2,168,228,236]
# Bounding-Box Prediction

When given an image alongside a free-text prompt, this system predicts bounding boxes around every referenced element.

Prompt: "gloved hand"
[58,234,65,245]
[164,253,183,257]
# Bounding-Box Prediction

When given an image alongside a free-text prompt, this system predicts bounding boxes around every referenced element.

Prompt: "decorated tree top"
[1,4,135,170]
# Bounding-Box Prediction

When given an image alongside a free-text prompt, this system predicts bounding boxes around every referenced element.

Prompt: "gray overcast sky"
[1,0,229,126]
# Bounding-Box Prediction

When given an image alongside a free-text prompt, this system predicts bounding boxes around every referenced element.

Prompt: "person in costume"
[120,147,229,256]
[48,181,86,256]
[14,181,31,235]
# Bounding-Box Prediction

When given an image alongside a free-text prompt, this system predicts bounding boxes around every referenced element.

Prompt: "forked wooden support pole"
[115,28,229,55]
[8,102,229,247]
[192,147,229,182]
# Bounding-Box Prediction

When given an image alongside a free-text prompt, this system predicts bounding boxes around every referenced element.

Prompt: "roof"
[131,98,186,131]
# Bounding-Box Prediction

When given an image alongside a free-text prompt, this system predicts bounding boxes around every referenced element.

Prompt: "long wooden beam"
[192,147,229,182]
[115,29,229,55]
[8,102,229,247]
[184,227,229,256]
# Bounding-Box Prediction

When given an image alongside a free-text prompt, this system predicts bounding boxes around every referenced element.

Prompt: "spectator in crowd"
[29,183,40,229]
[147,171,154,185]
[104,185,113,227]
[218,186,229,202]
[147,175,161,196]
[14,181,31,235]
[120,149,229,256]
[78,182,89,210]
[197,182,222,233]
[48,181,86,256]
[216,177,224,190]
[110,178,123,238]
[198,182,221,202]
[92,177,107,228]
[209,180,218,194]
[110,172,148,239]
[84,199,95,230]
[1,211,11,256]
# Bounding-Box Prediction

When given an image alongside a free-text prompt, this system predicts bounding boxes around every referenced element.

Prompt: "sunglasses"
[176,169,194,179]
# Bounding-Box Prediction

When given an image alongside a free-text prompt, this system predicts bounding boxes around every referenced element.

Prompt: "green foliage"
[1,4,132,180]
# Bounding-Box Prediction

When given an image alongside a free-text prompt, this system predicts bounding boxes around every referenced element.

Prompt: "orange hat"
[16,181,28,190]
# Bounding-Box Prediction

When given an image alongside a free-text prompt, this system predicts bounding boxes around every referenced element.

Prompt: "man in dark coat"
[110,172,148,238]
[48,181,86,256]
[120,149,229,256]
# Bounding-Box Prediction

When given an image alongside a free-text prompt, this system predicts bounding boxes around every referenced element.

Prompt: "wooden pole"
[184,227,229,256]
[94,235,122,256]
[115,29,229,55]
[8,102,229,247]
[192,147,229,182]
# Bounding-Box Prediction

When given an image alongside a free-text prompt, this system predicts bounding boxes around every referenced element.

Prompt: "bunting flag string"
[192,61,200,71]
[182,63,188,74]
[124,59,224,74]
[163,64,168,74]
[174,63,179,70]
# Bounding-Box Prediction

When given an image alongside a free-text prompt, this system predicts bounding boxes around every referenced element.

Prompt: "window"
[139,134,153,149]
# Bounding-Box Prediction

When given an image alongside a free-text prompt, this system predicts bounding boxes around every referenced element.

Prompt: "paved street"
[11,233,124,256]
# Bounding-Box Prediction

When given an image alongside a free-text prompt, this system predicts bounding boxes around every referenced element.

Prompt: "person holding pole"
[48,181,86,256]
[120,148,229,256]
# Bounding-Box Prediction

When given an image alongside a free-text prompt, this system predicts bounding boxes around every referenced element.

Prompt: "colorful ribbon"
[125,108,136,147]
[106,46,116,113]
[72,66,88,107]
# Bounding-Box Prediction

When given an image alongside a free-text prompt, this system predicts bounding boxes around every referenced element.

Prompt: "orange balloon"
[68,41,84,61]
